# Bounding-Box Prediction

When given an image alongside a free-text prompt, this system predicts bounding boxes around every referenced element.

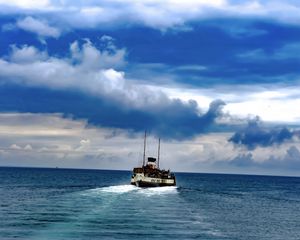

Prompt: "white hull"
[131,173,176,187]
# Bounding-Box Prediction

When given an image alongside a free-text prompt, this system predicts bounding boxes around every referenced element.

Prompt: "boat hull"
[131,181,175,187]
[131,173,176,187]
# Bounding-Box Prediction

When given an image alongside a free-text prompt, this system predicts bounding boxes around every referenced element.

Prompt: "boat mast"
[142,131,146,166]
[157,138,160,168]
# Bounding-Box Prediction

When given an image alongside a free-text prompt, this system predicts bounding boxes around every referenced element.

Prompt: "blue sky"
[1,0,300,176]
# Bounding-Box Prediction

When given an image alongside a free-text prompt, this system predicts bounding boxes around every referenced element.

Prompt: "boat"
[130,132,176,187]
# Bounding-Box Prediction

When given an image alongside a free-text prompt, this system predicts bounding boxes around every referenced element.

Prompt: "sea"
[0,167,299,240]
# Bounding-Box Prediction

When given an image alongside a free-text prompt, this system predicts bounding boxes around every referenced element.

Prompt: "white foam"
[79,184,137,196]
[138,186,178,196]
[81,185,178,196]
[98,184,138,193]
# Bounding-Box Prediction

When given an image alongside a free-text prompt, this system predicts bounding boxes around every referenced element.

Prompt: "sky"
[1,0,300,176]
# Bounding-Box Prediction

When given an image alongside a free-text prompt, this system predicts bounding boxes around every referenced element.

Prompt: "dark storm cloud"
[0,84,225,140]
[229,118,299,150]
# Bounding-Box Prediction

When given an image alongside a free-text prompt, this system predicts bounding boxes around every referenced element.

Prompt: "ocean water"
[0,167,299,240]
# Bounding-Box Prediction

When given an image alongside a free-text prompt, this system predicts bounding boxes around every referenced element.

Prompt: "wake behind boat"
[131,132,176,187]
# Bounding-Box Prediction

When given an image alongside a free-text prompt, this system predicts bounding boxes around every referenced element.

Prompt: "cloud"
[0,83,226,139]
[276,146,300,170]
[148,99,226,138]
[228,146,300,171]
[10,143,22,150]
[9,143,33,151]
[0,39,227,139]
[228,153,254,167]
[0,39,129,104]
[0,113,134,169]
[69,37,126,69]
[76,139,91,151]
[237,42,300,62]
[24,144,33,150]
[16,16,61,38]
[9,44,48,63]
[229,117,299,149]
[1,1,300,31]
[0,112,226,170]
[221,23,268,38]
[1,112,300,175]
[0,0,50,9]
[0,0,225,30]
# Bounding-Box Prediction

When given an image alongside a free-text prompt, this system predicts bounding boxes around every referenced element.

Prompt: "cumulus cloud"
[0,39,129,104]
[0,39,227,139]
[229,117,300,149]
[10,143,22,150]
[16,16,61,38]
[69,38,126,69]
[9,44,48,63]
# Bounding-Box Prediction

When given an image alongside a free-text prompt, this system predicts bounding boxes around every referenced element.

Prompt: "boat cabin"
[147,157,157,169]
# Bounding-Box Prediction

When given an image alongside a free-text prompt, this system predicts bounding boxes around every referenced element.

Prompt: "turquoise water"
[0,167,299,239]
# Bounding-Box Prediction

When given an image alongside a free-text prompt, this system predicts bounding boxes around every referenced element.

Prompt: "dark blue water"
[0,167,299,239]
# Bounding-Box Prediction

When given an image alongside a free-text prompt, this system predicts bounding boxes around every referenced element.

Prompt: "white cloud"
[0,40,177,111]
[16,16,61,38]
[58,0,226,30]
[80,139,90,145]
[8,143,32,151]
[10,144,22,150]
[0,0,50,9]
[174,65,207,72]
[10,44,48,63]
[163,82,300,124]
[1,1,300,30]
[76,139,91,151]
[24,144,33,150]
[223,88,300,123]
[71,38,127,69]
[2,40,300,124]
